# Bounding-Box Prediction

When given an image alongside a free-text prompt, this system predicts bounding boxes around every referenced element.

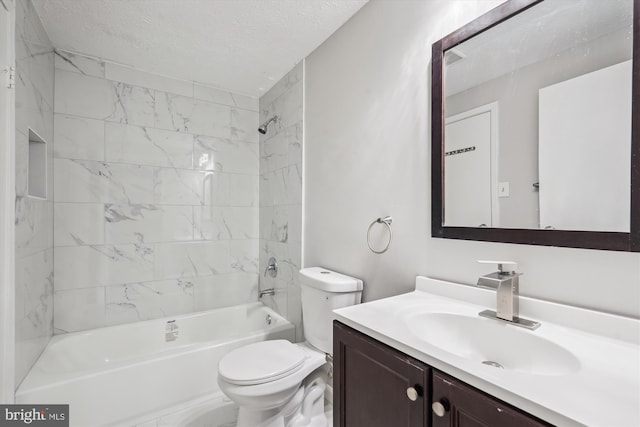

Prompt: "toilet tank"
[299,267,363,354]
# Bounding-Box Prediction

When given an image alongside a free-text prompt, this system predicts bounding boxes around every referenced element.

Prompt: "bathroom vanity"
[332,277,640,427]
[334,321,549,427]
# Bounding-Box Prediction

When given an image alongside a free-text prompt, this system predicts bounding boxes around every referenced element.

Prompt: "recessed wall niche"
[27,128,47,199]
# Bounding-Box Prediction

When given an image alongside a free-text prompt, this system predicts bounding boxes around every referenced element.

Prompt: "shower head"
[258,115,278,135]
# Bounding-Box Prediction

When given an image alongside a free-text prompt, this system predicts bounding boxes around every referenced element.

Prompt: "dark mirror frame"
[431,0,640,252]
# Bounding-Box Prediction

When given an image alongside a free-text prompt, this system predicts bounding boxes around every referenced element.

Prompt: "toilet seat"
[219,340,306,386]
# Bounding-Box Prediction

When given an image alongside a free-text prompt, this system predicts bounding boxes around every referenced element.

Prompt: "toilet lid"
[218,340,306,386]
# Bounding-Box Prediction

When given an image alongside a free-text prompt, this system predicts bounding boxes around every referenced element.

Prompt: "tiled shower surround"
[258,62,304,340]
[52,51,260,333]
[14,0,55,386]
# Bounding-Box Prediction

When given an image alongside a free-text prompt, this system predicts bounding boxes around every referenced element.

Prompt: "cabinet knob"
[406,385,423,401]
[432,399,450,417]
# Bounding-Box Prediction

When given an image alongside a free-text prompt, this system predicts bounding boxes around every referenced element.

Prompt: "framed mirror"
[432,0,639,251]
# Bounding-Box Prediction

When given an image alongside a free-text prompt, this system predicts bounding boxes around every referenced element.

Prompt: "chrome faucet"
[258,288,276,298]
[477,261,519,321]
[259,257,277,299]
[477,261,540,330]
[264,256,278,278]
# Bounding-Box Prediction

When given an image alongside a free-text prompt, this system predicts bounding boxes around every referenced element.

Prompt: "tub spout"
[258,288,275,298]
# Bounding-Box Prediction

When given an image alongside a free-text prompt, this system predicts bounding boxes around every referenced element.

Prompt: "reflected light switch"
[498,182,510,198]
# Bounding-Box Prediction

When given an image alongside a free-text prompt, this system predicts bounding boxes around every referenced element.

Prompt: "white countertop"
[333,277,640,427]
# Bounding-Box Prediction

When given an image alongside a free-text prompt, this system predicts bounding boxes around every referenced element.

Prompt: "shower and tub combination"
[10,1,311,422]
[13,59,308,425]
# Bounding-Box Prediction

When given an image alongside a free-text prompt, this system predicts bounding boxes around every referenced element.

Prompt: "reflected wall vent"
[445,48,466,65]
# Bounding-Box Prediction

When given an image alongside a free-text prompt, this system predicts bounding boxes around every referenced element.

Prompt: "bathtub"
[15,303,294,427]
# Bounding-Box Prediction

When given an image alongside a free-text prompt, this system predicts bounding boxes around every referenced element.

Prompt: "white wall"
[1,0,16,402]
[304,0,640,318]
[52,51,260,333]
[258,62,304,342]
[14,0,54,387]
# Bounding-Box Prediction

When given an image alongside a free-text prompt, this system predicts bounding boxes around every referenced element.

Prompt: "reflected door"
[444,107,495,227]
[538,60,632,232]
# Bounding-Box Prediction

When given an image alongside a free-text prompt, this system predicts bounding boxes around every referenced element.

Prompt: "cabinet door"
[432,371,552,427]
[334,321,429,427]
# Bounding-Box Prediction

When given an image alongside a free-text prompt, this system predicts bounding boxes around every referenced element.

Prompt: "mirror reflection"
[443,0,633,232]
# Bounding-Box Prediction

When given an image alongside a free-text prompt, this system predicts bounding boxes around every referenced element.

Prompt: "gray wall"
[14,0,54,387]
[304,0,640,317]
[258,62,304,342]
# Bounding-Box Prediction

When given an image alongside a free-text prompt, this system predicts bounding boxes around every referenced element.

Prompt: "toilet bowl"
[218,341,327,427]
[217,267,363,427]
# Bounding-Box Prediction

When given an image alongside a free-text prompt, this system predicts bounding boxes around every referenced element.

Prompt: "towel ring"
[367,216,393,254]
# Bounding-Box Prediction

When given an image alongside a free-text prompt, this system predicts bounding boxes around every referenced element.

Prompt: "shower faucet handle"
[264,257,278,278]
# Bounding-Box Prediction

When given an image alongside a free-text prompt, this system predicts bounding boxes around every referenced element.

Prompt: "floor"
[128,393,333,427]
[131,393,238,427]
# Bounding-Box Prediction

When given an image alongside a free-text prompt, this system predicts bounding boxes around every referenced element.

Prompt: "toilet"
[217,267,363,427]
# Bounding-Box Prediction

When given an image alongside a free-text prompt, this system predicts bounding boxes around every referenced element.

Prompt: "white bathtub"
[15,303,294,427]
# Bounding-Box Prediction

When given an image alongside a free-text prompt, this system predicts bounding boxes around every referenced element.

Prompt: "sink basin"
[406,312,580,376]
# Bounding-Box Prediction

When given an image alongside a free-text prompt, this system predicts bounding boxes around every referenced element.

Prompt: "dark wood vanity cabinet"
[333,321,430,427]
[431,371,551,427]
[334,321,552,427]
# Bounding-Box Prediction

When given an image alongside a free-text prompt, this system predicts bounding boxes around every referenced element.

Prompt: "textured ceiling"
[32,0,368,96]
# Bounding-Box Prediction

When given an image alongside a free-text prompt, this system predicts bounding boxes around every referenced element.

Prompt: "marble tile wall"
[258,62,304,341]
[52,50,260,333]
[14,0,55,387]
